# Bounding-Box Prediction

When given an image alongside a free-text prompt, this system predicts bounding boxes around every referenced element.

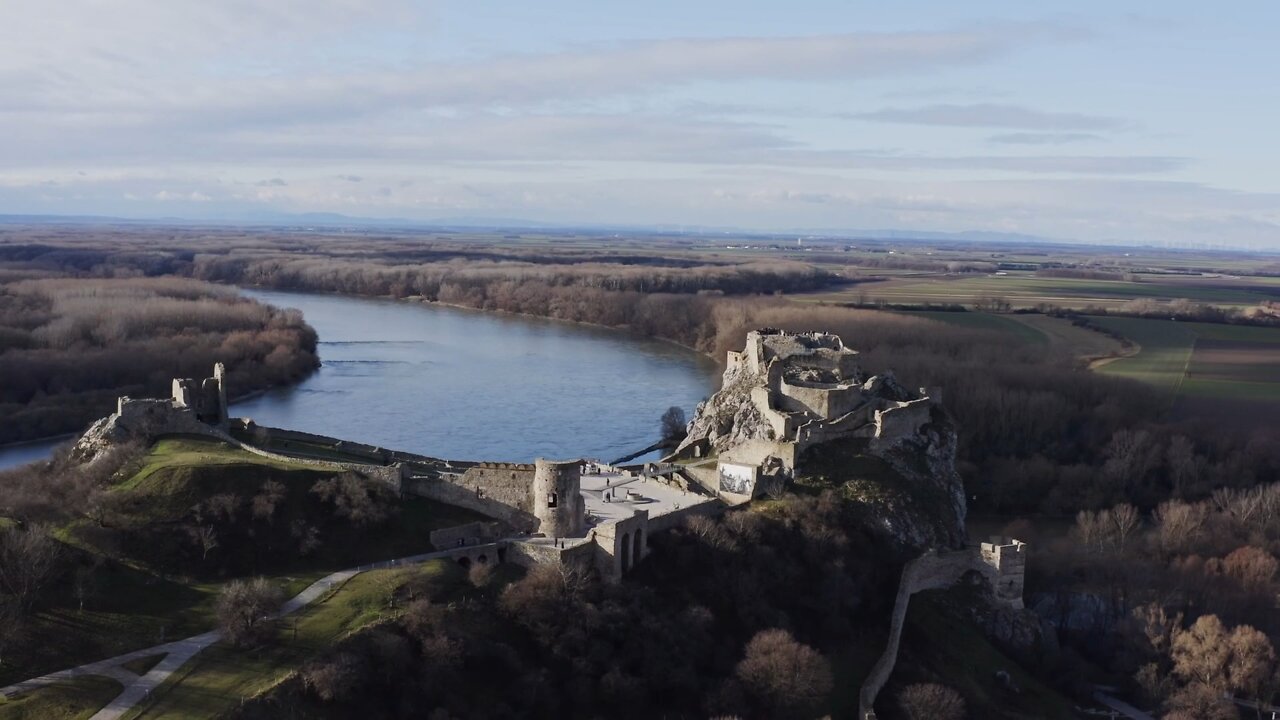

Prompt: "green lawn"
[0,677,122,720]
[2,567,323,687]
[125,561,461,720]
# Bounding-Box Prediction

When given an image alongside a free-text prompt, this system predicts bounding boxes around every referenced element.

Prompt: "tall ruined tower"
[532,459,584,538]
[212,362,228,427]
[979,537,1027,609]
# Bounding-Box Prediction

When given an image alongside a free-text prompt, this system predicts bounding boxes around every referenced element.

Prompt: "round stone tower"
[532,459,584,538]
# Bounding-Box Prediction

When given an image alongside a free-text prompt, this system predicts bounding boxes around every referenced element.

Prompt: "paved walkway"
[1092,691,1156,720]
[0,546,486,719]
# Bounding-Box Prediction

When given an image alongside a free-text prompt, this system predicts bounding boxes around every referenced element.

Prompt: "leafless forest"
[0,272,318,442]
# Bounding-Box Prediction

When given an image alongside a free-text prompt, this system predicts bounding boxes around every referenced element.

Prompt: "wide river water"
[0,289,719,469]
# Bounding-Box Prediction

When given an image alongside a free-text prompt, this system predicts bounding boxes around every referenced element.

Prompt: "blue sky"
[2,1,1277,247]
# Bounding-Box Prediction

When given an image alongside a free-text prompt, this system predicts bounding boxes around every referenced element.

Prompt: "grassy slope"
[2,437,482,687]
[789,446,1075,719]
[892,592,1076,720]
[125,561,461,720]
[0,677,122,720]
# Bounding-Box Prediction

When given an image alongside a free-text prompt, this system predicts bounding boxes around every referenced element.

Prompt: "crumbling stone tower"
[979,537,1026,609]
[170,363,229,429]
[532,459,584,538]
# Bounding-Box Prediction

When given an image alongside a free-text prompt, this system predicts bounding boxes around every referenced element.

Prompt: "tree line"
[0,276,318,443]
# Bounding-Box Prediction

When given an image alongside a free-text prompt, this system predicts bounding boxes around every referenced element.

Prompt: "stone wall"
[429,521,507,550]
[646,498,725,534]
[506,538,596,574]
[241,424,395,465]
[458,464,536,513]
[401,475,539,532]
[873,398,933,445]
[777,378,863,418]
[591,510,649,580]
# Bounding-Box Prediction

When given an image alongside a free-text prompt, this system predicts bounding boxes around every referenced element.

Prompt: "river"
[0,289,719,469]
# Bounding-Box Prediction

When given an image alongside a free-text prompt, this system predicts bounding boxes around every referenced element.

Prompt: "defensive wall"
[402,473,539,533]
[859,537,1028,720]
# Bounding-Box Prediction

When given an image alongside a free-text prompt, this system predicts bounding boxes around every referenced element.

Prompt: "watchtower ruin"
[979,537,1027,609]
[532,459,585,538]
[170,362,228,428]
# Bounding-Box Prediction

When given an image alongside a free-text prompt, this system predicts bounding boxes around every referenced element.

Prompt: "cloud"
[988,132,1104,145]
[153,190,212,202]
[336,175,363,183]
[255,178,288,187]
[0,22,1058,124]
[847,103,1124,131]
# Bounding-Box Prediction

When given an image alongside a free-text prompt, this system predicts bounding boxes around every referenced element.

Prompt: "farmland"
[806,271,1280,310]
[1089,318,1280,427]
[889,309,1280,428]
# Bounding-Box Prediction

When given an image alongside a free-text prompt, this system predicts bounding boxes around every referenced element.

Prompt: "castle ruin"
[674,329,940,500]
[76,335,1025,607]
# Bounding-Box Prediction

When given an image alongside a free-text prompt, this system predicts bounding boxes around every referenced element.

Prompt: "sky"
[2,1,1278,248]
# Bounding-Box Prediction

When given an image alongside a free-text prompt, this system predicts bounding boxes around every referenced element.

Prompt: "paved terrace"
[580,464,712,527]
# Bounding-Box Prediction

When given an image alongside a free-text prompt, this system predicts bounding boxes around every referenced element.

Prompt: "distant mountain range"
[1,211,1269,253]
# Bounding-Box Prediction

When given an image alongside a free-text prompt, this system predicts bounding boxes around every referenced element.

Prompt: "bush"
[216,577,286,648]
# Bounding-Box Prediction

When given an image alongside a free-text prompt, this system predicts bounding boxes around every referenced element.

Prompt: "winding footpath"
[0,545,494,720]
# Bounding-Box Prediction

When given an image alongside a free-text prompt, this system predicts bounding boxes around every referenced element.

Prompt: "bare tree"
[311,474,390,527]
[0,598,23,666]
[190,525,219,561]
[302,652,365,702]
[252,480,286,522]
[1227,625,1276,704]
[1221,546,1278,594]
[1153,500,1209,556]
[216,577,285,648]
[73,563,101,613]
[1172,614,1231,690]
[0,524,62,613]
[897,683,966,720]
[660,406,687,443]
[1109,503,1141,553]
[734,628,832,719]
[1165,435,1198,496]
[467,561,493,589]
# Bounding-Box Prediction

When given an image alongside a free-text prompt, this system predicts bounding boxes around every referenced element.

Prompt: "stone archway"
[620,532,631,573]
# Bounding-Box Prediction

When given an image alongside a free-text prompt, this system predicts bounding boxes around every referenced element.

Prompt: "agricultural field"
[891,310,1049,346]
[807,271,1279,310]
[891,310,1129,365]
[1090,317,1280,428]
[888,310,1279,430]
